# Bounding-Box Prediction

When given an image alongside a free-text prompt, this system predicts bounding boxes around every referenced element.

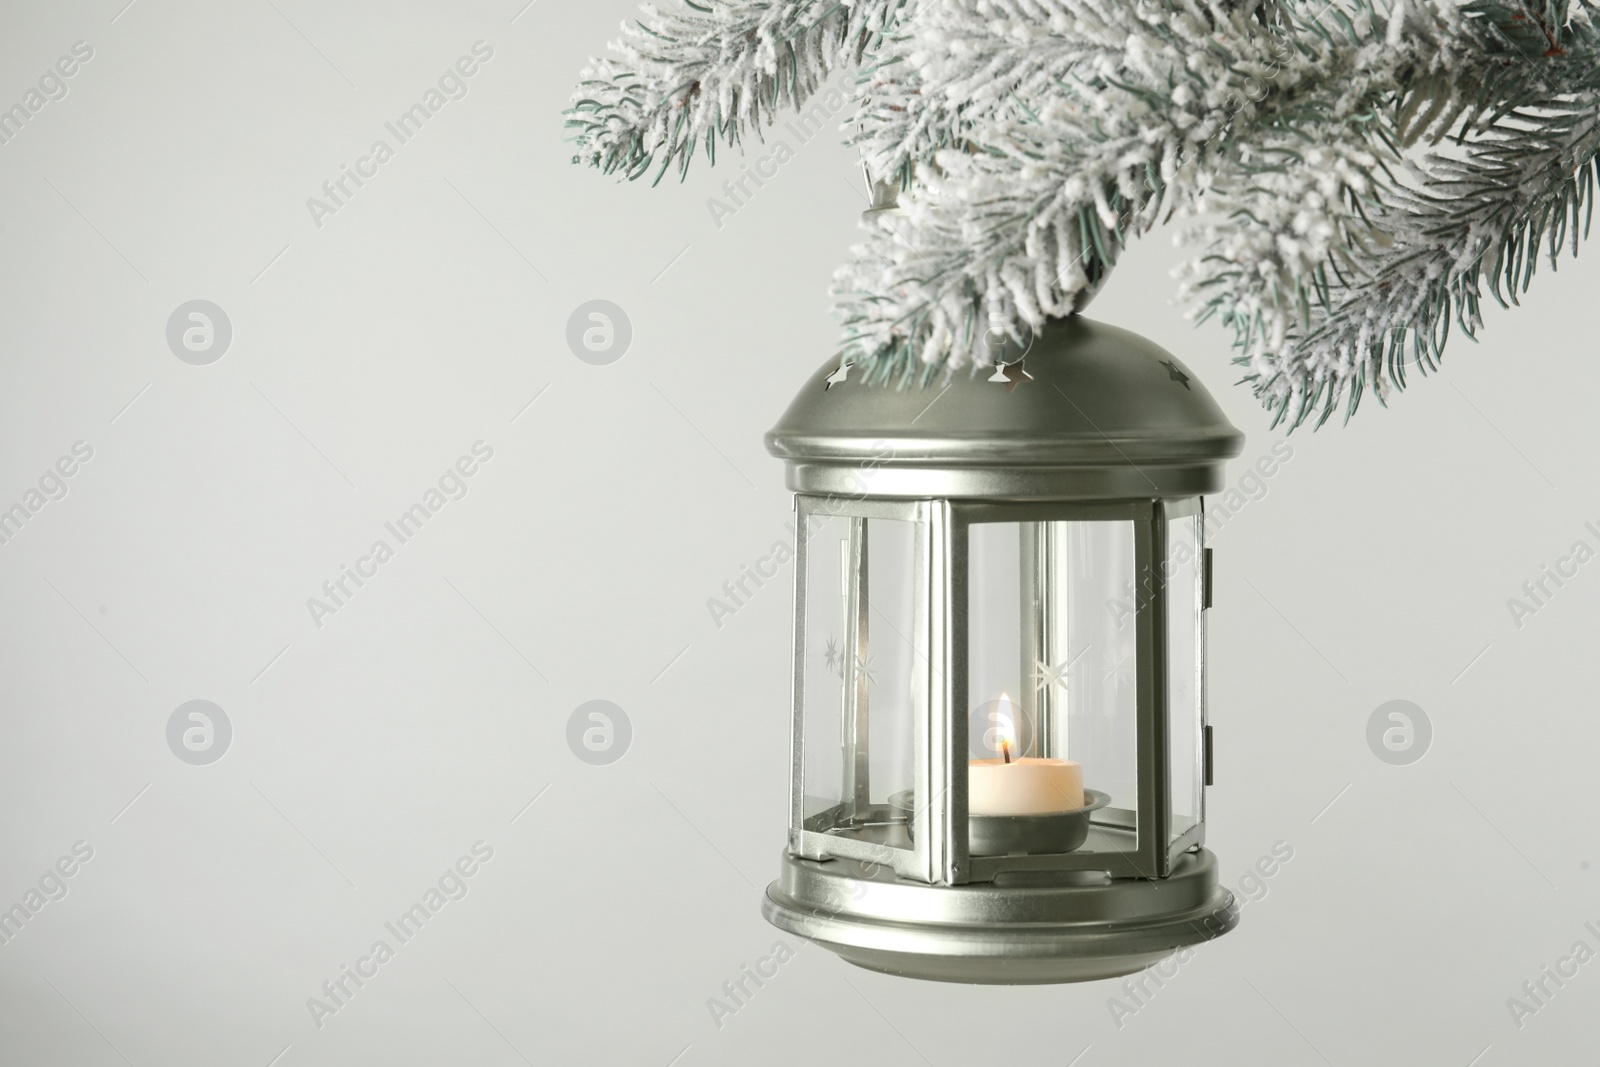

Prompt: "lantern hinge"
[1203,724,1215,786]
[1202,547,1214,610]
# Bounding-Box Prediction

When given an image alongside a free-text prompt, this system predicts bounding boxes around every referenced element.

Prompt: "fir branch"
[832,0,1600,424]
[1184,3,1600,426]
[832,0,1370,381]
[571,0,1600,427]
[566,0,903,182]
[1201,98,1600,426]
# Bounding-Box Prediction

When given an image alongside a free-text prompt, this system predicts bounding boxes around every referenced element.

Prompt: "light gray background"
[0,2,1596,1064]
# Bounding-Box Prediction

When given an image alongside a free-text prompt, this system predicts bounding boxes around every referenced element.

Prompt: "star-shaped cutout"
[851,654,877,688]
[1103,648,1134,693]
[1161,360,1191,390]
[823,636,842,674]
[1034,658,1069,693]
[1034,646,1093,694]
[986,360,1034,393]
[825,361,852,390]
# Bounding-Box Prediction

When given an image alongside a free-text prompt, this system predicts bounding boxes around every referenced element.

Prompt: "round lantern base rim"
[761,850,1238,985]
[826,943,1179,985]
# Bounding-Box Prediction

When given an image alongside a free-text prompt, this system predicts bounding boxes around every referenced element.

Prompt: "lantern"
[760,315,1245,983]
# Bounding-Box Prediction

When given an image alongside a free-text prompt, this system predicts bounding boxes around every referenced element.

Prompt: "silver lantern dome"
[768,315,1243,501]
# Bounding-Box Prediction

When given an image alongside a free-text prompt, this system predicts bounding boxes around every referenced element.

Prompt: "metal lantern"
[760,315,1246,983]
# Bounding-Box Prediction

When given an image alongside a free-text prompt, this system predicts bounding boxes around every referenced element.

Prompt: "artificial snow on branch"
[569,0,1600,428]
[566,0,906,182]
[1184,94,1600,425]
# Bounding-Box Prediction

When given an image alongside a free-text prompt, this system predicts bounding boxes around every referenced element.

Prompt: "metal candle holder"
[889,788,1112,856]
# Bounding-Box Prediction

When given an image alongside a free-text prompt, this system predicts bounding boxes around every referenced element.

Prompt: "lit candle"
[968,694,1085,815]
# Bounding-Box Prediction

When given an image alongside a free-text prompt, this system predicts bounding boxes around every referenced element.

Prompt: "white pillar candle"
[968,757,1084,815]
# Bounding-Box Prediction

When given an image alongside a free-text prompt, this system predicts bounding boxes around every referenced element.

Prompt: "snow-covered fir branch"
[833,0,1390,382]
[566,0,904,182]
[1170,0,1600,423]
[1185,80,1600,425]
[571,0,1600,425]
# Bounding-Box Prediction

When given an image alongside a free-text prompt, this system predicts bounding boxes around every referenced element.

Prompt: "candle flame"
[995,692,1015,755]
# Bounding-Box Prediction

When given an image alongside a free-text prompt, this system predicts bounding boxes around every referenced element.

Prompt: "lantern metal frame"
[761,315,1245,984]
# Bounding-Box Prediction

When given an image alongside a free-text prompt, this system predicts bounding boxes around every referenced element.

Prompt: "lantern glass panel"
[799,510,920,852]
[967,519,1140,848]
[1166,508,1204,845]
[801,512,850,826]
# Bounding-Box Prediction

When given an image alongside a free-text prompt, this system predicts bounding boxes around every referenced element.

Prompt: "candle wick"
[1001,739,1012,765]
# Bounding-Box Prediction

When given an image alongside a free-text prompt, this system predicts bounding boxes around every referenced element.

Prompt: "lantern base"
[761,847,1237,984]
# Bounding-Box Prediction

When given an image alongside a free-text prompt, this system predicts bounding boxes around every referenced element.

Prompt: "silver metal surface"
[1018,520,1040,754]
[1129,515,1162,878]
[1163,496,1209,868]
[842,518,869,821]
[890,788,1112,856]
[767,315,1244,500]
[763,847,1237,984]
[913,500,963,884]
[786,495,808,858]
[862,176,900,220]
